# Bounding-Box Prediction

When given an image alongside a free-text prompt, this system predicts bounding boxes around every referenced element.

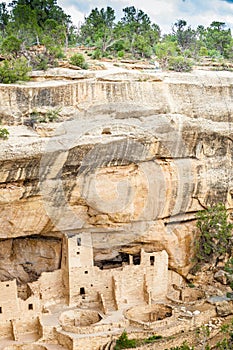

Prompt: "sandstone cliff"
[0,69,232,279]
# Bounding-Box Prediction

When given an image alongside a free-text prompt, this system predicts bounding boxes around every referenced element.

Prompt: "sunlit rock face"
[0,70,232,276]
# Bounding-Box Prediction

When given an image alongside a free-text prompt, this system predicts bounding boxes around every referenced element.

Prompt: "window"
[0,307,2,314]
[28,303,33,310]
[80,287,85,295]
[6,284,9,287]
[133,255,141,265]
[84,271,88,274]
[77,237,81,246]
[150,256,155,266]
[76,252,80,255]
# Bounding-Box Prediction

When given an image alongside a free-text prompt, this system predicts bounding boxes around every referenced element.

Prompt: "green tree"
[0,57,31,83]
[0,2,10,36]
[120,6,160,56]
[204,21,232,58]
[7,4,41,45]
[1,34,22,56]
[9,0,71,28]
[79,7,115,53]
[195,203,233,265]
[172,19,197,53]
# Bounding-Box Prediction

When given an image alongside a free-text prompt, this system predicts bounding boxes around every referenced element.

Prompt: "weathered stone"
[214,270,228,285]
[0,70,232,278]
[216,301,233,317]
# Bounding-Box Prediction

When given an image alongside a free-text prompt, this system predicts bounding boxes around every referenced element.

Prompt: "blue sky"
[57,0,233,33]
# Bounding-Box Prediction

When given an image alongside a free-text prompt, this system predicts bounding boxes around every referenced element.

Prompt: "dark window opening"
[77,237,81,246]
[94,252,130,270]
[6,284,9,287]
[133,254,141,265]
[0,307,2,314]
[28,303,33,310]
[84,271,88,274]
[76,252,80,255]
[150,256,155,266]
[80,287,85,295]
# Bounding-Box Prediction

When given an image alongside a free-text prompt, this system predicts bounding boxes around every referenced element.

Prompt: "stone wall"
[1,71,233,124]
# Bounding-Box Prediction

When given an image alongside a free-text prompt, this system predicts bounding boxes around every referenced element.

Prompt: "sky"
[57,0,233,34]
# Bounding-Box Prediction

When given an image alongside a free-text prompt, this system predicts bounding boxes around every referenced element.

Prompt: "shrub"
[199,46,208,56]
[1,35,22,56]
[0,58,31,84]
[33,55,49,71]
[168,56,193,72]
[92,48,102,60]
[29,107,61,124]
[117,50,125,59]
[144,334,162,343]
[69,53,88,69]
[0,127,9,139]
[114,331,137,349]
[155,41,179,60]
[195,203,233,264]
[168,341,194,350]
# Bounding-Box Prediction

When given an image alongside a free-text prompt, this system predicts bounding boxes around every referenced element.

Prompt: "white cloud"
[57,0,233,33]
[4,0,233,33]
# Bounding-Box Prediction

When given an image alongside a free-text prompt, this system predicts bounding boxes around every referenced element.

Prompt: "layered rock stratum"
[0,68,232,281]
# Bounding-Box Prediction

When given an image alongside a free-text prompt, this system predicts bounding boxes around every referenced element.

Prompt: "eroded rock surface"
[0,70,232,278]
[0,236,61,283]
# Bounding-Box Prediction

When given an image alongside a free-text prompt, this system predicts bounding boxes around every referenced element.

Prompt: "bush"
[155,41,179,60]
[69,53,88,69]
[195,203,233,264]
[199,46,208,56]
[117,50,125,59]
[114,331,137,349]
[0,127,9,139]
[144,335,162,343]
[168,341,194,350]
[33,55,49,71]
[92,48,102,60]
[168,56,193,72]
[0,58,31,84]
[1,35,22,56]
[29,107,61,124]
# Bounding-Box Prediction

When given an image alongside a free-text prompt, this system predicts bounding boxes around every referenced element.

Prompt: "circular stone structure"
[60,309,102,332]
[125,304,173,326]
[4,346,47,350]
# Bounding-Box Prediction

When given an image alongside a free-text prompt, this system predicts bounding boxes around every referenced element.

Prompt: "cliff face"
[0,69,232,277]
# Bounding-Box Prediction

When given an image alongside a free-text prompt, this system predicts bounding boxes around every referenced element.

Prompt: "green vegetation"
[28,107,61,125]
[0,1,232,79]
[168,342,194,350]
[0,126,9,139]
[194,203,233,265]
[114,331,162,349]
[168,56,193,72]
[114,331,136,349]
[0,57,31,83]
[69,53,88,69]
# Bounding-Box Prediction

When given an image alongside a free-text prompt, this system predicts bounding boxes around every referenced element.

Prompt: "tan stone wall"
[54,328,73,350]
[0,281,19,320]
[29,269,65,304]
[0,320,13,339]
[73,334,114,350]
[1,73,233,124]
[12,317,40,338]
